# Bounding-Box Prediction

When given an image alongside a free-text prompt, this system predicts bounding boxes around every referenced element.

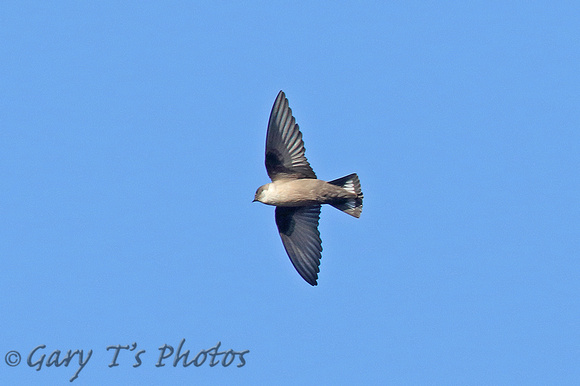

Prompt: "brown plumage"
[253,91,363,286]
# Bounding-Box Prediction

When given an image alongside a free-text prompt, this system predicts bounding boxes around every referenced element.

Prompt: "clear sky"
[1,2,579,385]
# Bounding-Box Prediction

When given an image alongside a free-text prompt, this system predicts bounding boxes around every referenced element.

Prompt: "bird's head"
[253,184,270,203]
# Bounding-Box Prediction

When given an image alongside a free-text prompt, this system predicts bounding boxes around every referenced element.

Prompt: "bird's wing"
[265,91,317,181]
[275,205,322,286]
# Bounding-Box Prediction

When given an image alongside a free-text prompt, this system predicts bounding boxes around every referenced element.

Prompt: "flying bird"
[253,91,363,286]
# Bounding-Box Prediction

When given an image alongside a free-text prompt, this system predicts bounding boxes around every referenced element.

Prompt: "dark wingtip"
[301,272,319,286]
[305,278,318,286]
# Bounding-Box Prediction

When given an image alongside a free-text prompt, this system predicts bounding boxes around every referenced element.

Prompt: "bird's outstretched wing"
[275,205,323,286]
[265,91,316,181]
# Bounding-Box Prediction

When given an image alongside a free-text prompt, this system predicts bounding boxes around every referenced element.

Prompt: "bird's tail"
[328,173,364,218]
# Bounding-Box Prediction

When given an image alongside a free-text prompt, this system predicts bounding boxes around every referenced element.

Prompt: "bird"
[253,91,363,286]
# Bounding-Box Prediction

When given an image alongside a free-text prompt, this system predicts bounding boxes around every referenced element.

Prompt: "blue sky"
[1,2,579,385]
